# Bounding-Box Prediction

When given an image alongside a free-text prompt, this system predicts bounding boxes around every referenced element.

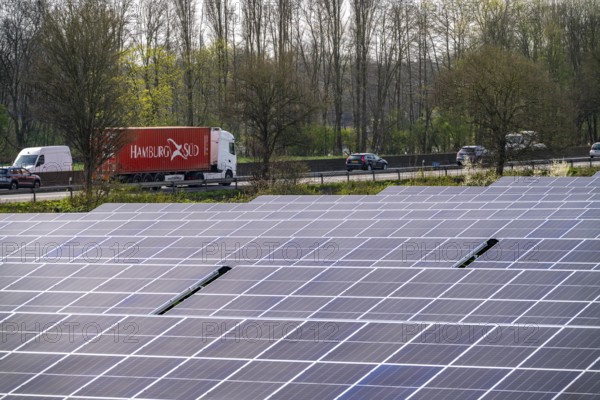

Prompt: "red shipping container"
[114,127,211,175]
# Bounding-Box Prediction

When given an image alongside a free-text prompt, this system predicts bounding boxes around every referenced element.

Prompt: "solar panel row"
[1,313,599,399]
[0,175,599,399]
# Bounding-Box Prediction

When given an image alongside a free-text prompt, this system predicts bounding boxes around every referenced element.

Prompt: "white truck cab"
[13,146,73,173]
[208,128,236,181]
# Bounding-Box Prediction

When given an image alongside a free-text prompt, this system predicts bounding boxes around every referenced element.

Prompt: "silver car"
[590,142,600,158]
[456,146,487,165]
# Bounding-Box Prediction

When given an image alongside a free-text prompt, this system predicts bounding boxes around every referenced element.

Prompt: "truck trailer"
[102,127,236,185]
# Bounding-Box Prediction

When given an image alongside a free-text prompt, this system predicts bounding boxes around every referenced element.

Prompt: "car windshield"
[0,168,7,175]
[461,148,476,153]
[593,143,600,150]
[348,155,363,160]
[14,155,37,166]
[506,135,522,144]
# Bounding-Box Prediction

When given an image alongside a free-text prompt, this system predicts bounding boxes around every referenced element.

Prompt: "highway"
[1,157,598,205]
[0,188,76,204]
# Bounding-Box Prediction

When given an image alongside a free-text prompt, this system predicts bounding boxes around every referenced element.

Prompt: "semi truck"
[102,127,236,185]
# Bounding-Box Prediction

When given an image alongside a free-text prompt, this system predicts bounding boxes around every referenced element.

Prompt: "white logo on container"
[168,138,187,160]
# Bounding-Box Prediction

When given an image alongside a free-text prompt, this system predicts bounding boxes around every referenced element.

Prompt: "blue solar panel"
[1,175,599,399]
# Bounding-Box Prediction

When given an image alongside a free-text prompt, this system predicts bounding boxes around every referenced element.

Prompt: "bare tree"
[390,1,410,133]
[474,0,515,49]
[351,0,378,151]
[297,0,330,130]
[35,0,128,192]
[433,0,474,69]
[127,0,175,125]
[241,0,268,58]
[0,0,45,149]
[229,56,315,178]
[513,0,544,61]
[560,0,600,144]
[580,46,600,142]
[436,46,566,174]
[404,2,416,128]
[205,0,233,116]
[370,1,398,153]
[321,0,347,153]
[174,0,197,125]
[416,1,429,150]
[271,0,293,61]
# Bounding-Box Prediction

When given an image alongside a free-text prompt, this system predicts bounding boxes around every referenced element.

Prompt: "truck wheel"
[9,181,18,190]
[221,170,233,186]
[190,172,204,187]
[152,174,164,191]
[132,174,143,183]
[34,180,41,188]
[141,174,154,190]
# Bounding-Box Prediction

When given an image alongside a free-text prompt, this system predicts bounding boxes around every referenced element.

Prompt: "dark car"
[0,167,41,190]
[346,153,388,171]
[456,146,488,166]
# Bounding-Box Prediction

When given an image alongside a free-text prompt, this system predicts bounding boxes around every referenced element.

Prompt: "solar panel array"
[1,175,599,399]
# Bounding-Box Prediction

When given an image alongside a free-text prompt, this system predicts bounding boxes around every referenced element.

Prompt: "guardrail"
[0,184,83,202]
[1,156,598,202]
[136,177,241,191]
[309,164,462,184]
[307,156,600,184]
[505,156,598,169]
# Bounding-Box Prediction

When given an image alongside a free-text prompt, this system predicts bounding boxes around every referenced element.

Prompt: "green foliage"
[285,126,354,157]
[0,105,9,132]
[540,16,571,85]
[287,124,335,156]
[121,46,181,126]
[385,114,467,155]
[106,187,243,203]
[407,175,465,186]
[0,186,246,213]
[245,158,310,195]
[4,166,599,214]
[436,45,568,174]
[227,56,317,179]
[262,180,395,196]
[567,166,600,176]
[192,45,224,125]
[387,129,413,155]
[503,165,600,177]
[431,111,474,152]
[36,0,129,191]
[0,105,11,162]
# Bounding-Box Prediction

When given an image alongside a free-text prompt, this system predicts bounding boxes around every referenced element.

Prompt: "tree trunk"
[495,132,506,175]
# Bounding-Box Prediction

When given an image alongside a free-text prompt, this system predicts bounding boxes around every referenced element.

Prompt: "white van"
[13,146,72,173]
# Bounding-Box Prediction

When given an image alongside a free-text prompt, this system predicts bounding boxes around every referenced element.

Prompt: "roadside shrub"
[548,161,569,177]
[463,170,499,186]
